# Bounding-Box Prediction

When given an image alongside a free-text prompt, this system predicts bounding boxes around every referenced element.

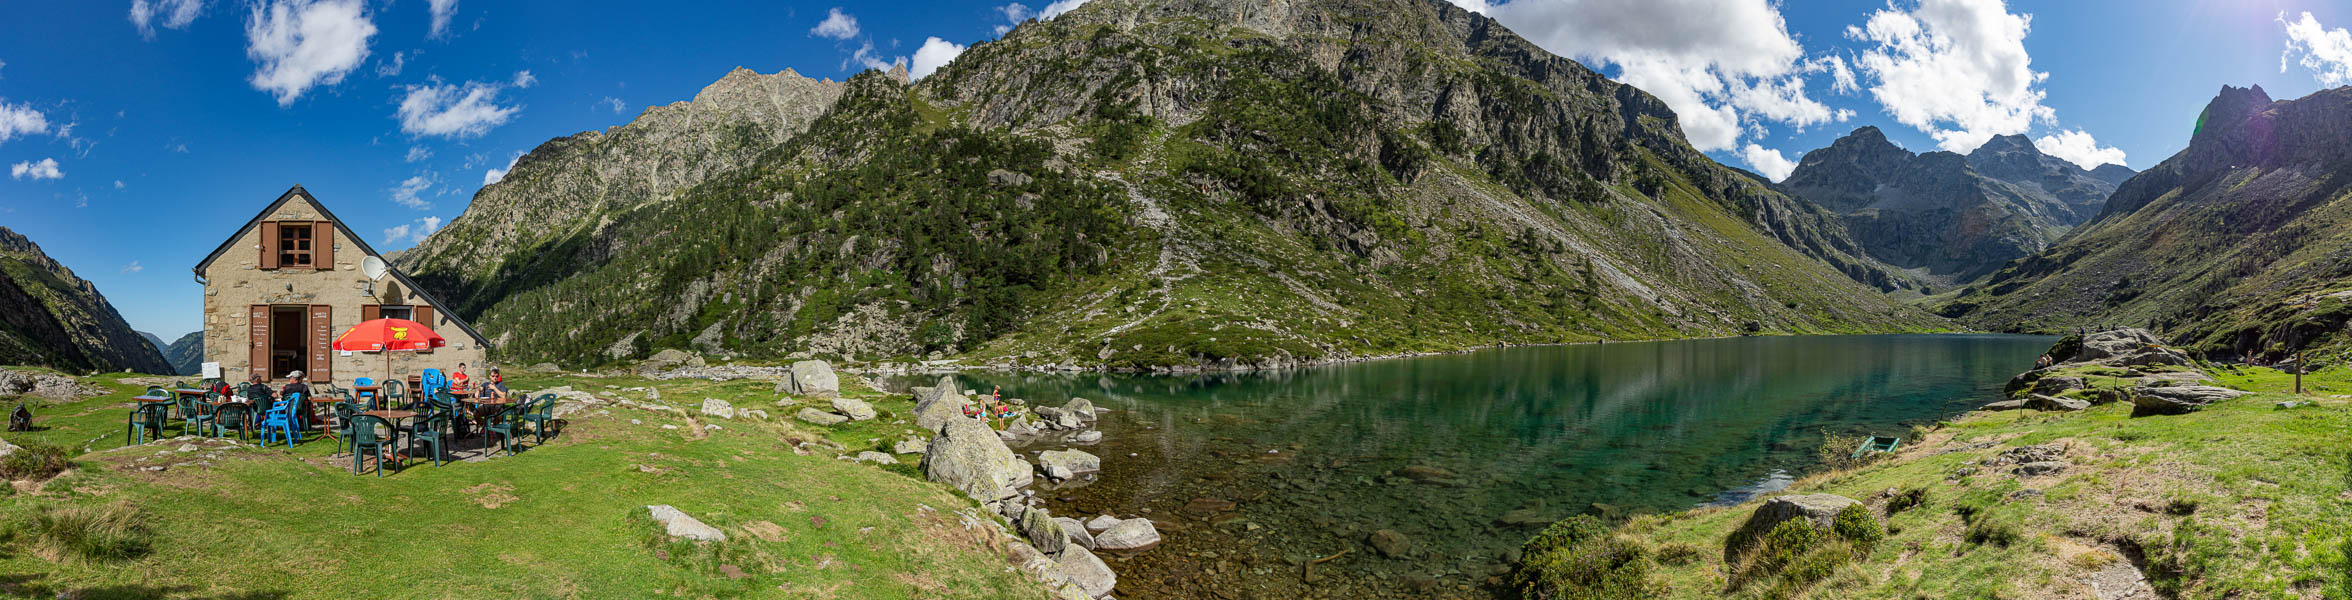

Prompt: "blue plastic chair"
[354,377,377,409]
[419,369,447,402]
[257,402,299,447]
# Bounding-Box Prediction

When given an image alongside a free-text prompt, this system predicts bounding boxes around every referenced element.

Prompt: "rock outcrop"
[646,505,726,541]
[920,417,1029,502]
[1725,494,1864,561]
[2130,385,2251,416]
[788,360,840,397]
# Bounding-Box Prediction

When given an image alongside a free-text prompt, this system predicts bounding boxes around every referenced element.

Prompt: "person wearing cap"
[479,367,509,400]
[281,371,319,429]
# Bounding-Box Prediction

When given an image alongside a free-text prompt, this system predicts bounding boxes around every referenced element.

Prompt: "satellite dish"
[360,256,389,281]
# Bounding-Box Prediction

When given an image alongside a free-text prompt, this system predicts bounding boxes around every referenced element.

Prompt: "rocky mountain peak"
[0,227,171,373]
[2087,163,2135,186]
[0,226,86,295]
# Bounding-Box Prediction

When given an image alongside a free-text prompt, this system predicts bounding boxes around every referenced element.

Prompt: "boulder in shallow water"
[920,417,1029,502]
[1095,518,1161,552]
[1018,506,1067,555]
[1726,494,1863,561]
[1037,449,1100,481]
[1055,517,1097,550]
[1057,545,1117,598]
[1064,397,1097,418]
[1084,515,1121,534]
[1072,430,1102,444]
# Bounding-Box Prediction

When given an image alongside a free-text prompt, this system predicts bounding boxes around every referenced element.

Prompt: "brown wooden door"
[309,305,333,384]
[414,305,436,353]
[248,304,269,381]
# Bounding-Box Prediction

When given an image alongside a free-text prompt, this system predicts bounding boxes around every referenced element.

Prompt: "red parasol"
[335,319,446,406]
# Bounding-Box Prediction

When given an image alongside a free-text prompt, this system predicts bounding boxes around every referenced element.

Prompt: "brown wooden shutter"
[313,221,334,270]
[258,222,280,270]
[249,305,270,381]
[414,305,436,353]
[362,304,380,321]
[309,305,332,384]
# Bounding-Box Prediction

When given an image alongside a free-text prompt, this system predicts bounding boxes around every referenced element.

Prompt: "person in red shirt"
[451,363,472,394]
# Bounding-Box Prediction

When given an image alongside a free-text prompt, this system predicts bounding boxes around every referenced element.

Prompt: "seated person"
[451,363,473,394]
[280,371,311,402]
[479,367,509,400]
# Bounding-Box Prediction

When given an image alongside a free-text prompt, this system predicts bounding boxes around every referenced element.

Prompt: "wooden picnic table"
[132,395,173,405]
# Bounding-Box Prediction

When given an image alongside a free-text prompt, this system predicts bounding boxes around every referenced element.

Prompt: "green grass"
[0,372,1046,599]
[1587,365,2351,598]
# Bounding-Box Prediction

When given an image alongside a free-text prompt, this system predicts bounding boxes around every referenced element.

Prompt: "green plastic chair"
[381,379,408,410]
[483,403,522,456]
[348,414,395,477]
[186,400,220,438]
[406,411,450,467]
[125,402,168,445]
[516,393,559,443]
[209,404,252,441]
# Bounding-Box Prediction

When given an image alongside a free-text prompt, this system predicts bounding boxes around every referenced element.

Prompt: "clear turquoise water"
[917,334,2052,599]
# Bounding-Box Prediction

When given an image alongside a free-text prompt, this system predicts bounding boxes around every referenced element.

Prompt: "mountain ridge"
[399,0,1942,369]
[0,227,173,373]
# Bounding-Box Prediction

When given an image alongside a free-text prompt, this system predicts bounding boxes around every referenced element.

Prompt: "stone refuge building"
[192,185,490,384]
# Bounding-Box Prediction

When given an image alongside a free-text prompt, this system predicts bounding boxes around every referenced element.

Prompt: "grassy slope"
[0,370,1045,599]
[1604,365,2351,599]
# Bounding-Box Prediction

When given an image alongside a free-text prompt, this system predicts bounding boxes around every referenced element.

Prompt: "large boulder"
[1094,518,1161,552]
[2030,376,2086,396]
[1055,545,1117,598]
[1980,399,2030,411]
[788,360,840,398]
[830,397,876,421]
[1055,517,1097,550]
[700,398,735,419]
[1725,494,1864,561]
[1037,449,1101,481]
[2130,385,2251,416]
[795,408,848,426]
[2025,394,2091,412]
[914,376,960,412]
[915,392,972,432]
[920,417,1029,502]
[1064,397,1097,419]
[1017,507,1067,555]
[641,349,704,372]
[646,505,726,541]
[2069,329,2190,367]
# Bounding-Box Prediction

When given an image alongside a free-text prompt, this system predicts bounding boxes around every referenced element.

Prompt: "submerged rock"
[1056,545,1117,598]
[1037,449,1100,481]
[1366,529,1412,558]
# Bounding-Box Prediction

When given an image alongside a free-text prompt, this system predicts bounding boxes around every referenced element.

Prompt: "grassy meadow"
[0,368,1046,599]
[1531,363,2352,599]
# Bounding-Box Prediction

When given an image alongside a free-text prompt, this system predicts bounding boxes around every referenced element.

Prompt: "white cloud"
[396,79,520,138]
[1739,144,1798,182]
[0,102,50,143]
[114,180,126,189]
[245,0,377,106]
[482,152,522,185]
[511,70,537,89]
[10,158,63,180]
[994,3,1032,35]
[427,0,458,39]
[1846,0,2053,153]
[599,97,628,115]
[121,261,143,273]
[810,8,860,40]
[845,41,901,72]
[375,50,406,77]
[130,0,206,38]
[390,173,434,209]
[2280,11,2352,88]
[910,37,966,80]
[404,145,432,162]
[1484,0,1833,152]
[2033,129,2127,170]
[382,216,443,244]
[1036,0,1088,20]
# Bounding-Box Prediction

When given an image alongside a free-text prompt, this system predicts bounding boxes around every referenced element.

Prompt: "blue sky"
[2,0,2351,339]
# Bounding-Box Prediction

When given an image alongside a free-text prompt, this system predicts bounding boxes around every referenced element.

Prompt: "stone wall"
[200,195,488,384]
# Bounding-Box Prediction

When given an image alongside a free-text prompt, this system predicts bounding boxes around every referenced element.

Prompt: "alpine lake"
[896,334,2052,599]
